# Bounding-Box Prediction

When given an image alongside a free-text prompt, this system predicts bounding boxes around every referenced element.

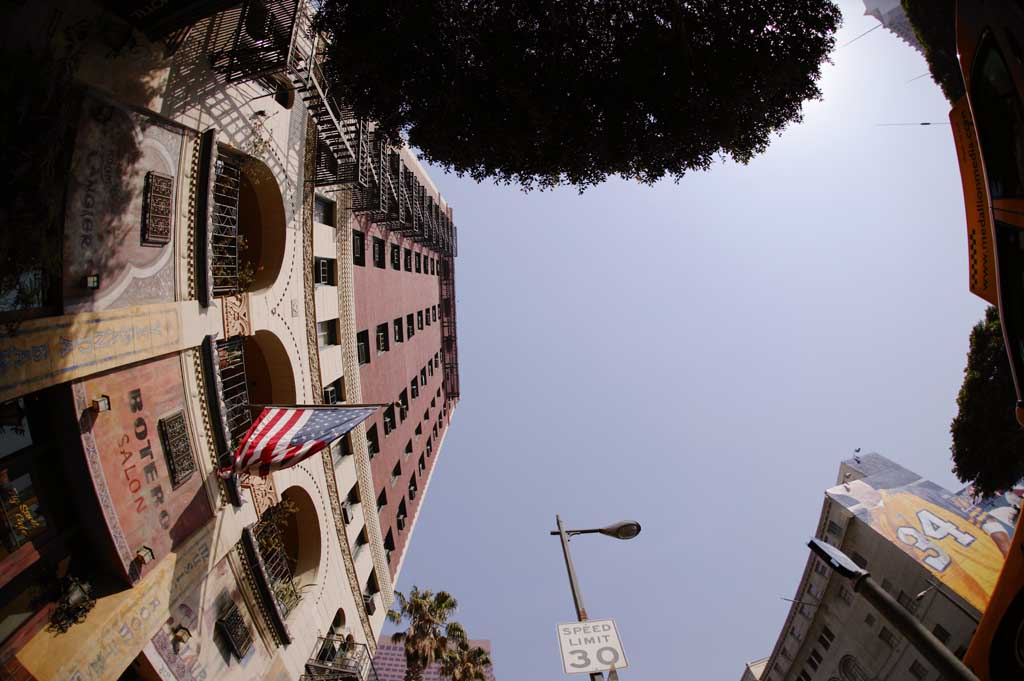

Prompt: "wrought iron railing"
[252,507,302,618]
[302,636,379,681]
[211,153,242,296]
[216,337,253,448]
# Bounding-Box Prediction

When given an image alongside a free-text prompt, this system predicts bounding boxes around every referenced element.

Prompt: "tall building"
[0,1,459,680]
[862,0,925,56]
[743,453,1014,681]
[373,637,496,681]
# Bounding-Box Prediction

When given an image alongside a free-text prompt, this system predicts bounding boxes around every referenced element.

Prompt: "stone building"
[373,637,495,681]
[743,454,1013,681]
[0,1,460,679]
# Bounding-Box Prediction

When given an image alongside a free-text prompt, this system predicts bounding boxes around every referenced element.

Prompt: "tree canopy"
[951,306,1024,497]
[315,0,842,190]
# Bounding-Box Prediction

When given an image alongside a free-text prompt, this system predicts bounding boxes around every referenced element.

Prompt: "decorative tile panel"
[158,410,196,487]
[216,601,254,659]
[142,171,174,245]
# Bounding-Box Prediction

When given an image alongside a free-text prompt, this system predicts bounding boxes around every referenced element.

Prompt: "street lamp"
[807,538,979,681]
[551,515,641,681]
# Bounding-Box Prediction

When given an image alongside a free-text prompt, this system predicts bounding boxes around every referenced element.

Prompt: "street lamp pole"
[555,514,605,681]
[808,538,979,681]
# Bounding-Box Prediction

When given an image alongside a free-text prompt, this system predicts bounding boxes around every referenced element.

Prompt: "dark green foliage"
[316,1,841,190]
[951,307,1024,497]
[901,0,964,103]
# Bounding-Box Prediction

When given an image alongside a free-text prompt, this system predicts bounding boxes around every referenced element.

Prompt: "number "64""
[569,647,620,669]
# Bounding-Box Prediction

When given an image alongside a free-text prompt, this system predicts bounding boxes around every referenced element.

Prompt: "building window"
[393,318,404,343]
[865,613,876,627]
[404,248,412,271]
[411,377,419,400]
[376,323,390,354]
[323,378,344,404]
[881,578,893,593]
[432,306,437,322]
[971,40,1024,199]
[390,244,401,270]
[376,488,387,512]
[404,440,413,458]
[434,352,440,367]
[357,330,371,365]
[417,310,424,330]
[314,195,335,225]
[366,425,379,458]
[383,406,396,435]
[317,320,339,347]
[391,462,402,486]
[418,454,426,473]
[932,623,950,645]
[415,423,422,438]
[819,626,835,650]
[428,362,433,377]
[813,560,828,576]
[421,367,427,385]
[397,499,407,531]
[908,660,928,680]
[399,390,409,421]
[806,650,822,671]
[414,253,421,273]
[879,626,896,647]
[897,590,918,613]
[315,257,337,285]
[424,307,431,326]
[407,313,415,339]
[353,231,365,266]
[797,672,811,681]
[850,552,868,569]
[827,520,843,536]
[430,258,435,275]
[838,585,853,605]
[373,237,386,268]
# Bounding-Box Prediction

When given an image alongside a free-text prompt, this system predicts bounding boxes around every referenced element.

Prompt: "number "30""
[569,647,620,669]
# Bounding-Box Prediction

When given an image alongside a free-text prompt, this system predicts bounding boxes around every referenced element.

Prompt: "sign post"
[556,619,628,675]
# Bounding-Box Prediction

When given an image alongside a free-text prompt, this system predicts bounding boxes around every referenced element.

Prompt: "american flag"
[224,406,378,477]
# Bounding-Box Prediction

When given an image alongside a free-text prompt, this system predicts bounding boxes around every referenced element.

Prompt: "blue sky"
[387,2,986,679]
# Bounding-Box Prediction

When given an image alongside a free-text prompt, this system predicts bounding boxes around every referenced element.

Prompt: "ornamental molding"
[221,293,252,339]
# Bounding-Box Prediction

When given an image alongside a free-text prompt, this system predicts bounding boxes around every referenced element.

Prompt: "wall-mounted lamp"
[92,395,111,412]
[84,274,101,290]
[173,625,192,652]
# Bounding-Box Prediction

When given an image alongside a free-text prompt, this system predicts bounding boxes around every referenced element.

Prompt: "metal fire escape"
[301,636,379,681]
[211,0,370,189]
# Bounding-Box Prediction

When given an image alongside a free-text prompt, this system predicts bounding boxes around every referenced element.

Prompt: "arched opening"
[242,330,296,405]
[237,156,286,291]
[330,608,346,634]
[216,329,295,449]
[210,149,286,296]
[279,486,321,589]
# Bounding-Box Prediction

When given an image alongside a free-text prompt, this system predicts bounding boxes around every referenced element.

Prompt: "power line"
[905,72,931,84]
[839,23,880,49]
[875,122,950,127]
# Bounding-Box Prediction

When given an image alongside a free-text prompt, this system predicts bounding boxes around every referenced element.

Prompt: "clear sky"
[387,2,987,679]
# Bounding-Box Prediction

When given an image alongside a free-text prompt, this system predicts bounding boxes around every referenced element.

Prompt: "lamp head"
[600,520,642,540]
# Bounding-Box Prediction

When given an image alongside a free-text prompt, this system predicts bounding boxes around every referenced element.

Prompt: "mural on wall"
[77,354,212,581]
[63,95,187,313]
[828,469,1015,612]
[148,554,272,681]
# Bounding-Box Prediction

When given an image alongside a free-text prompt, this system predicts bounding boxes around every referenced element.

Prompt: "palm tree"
[386,587,466,681]
[439,640,492,681]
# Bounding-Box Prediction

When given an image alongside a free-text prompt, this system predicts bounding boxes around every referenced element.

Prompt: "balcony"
[302,635,378,681]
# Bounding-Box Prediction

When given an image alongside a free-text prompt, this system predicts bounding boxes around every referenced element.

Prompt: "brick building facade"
[0,1,460,679]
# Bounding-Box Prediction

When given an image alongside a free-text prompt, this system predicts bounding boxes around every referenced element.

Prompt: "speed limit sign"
[556,619,628,675]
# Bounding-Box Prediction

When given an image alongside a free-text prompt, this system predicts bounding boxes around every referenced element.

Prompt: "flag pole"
[244,403,388,411]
